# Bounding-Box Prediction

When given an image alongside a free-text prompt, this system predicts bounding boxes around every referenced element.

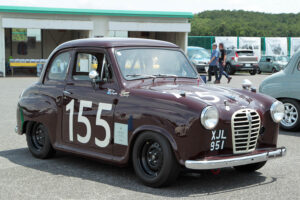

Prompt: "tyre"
[26,122,55,159]
[234,161,266,172]
[272,67,277,73]
[257,68,262,74]
[249,69,257,75]
[226,63,235,75]
[132,132,180,187]
[280,99,300,131]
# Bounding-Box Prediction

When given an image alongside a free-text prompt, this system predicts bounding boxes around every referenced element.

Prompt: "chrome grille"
[232,109,261,154]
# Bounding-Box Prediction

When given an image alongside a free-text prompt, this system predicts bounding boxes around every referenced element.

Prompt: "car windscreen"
[115,48,198,80]
[237,51,254,56]
[188,49,210,60]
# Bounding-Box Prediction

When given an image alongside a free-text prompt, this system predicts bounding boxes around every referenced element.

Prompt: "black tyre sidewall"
[226,64,235,75]
[280,99,300,131]
[26,122,55,159]
[132,132,180,187]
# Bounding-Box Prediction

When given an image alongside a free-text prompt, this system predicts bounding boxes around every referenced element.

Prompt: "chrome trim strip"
[185,147,286,170]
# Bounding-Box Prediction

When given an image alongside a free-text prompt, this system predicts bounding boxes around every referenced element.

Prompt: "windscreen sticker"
[114,123,128,146]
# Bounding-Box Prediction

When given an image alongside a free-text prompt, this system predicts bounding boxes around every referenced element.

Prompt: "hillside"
[190,10,300,37]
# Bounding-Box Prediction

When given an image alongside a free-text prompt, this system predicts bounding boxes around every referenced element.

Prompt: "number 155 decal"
[66,99,112,148]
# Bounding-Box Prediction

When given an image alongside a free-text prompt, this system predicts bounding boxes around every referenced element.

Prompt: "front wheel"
[280,99,300,131]
[132,132,180,187]
[272,67,277,73]
[26,122,55,159]
[234,161,266,172]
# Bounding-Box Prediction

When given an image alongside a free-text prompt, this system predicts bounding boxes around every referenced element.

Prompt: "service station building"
[0,6,192,76]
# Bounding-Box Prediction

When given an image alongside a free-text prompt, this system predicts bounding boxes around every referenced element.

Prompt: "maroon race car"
[16,38,286,187]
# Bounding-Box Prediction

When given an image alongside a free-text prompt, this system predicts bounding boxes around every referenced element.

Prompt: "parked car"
[258,56,289,74]
[187,46,210,73]
[16,38,286,187]
[225,49,259,75]
[260,51,300,131]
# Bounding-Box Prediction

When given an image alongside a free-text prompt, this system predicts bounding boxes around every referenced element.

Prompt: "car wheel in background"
[280,99,300,131]
[26,122,55,159]
[272,67,277,73]
[234,161,267,172]
[132,131,180,187]
[249,69,257,75]
[226,64,235,75]
[257,68,262,74]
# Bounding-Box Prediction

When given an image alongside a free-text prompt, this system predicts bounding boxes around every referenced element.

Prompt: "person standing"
[217,43,232,83]
[208,43,219,83]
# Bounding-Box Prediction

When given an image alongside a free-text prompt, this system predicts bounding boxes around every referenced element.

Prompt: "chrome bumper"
[185,147,286,170]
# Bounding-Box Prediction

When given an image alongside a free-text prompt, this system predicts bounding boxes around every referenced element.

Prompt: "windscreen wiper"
[152,74,178,83]
[126,74,156,79]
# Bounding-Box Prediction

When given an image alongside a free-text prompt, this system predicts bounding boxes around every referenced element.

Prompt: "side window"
[48,51,71,81]
[260,56,266,62]
[72,52,114,82]
[73,53,99,81]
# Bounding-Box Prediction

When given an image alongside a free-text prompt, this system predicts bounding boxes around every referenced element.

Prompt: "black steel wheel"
[26,122,55,159]
[132,132,180,187]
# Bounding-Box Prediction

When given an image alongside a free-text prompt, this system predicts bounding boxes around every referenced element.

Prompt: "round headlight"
[201,106,219,130]
[270,101,284,123]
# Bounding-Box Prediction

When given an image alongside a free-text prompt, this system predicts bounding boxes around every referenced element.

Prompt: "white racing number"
[66,100,112,148]
[210,130,226,151]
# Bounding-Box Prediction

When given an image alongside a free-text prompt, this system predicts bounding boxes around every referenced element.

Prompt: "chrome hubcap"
[281,103,298,127]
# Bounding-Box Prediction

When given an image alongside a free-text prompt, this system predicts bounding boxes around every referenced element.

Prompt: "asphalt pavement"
[0,74,299,200]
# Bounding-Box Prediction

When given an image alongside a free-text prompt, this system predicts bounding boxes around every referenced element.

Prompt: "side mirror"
[89,70,99,82]
[242,79,252,90]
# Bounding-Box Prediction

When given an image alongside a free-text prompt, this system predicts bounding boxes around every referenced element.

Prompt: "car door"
[259,56,266,72]
[266,56,273,72]
[62,48,119,157]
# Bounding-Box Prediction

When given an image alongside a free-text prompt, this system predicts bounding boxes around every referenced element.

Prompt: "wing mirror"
[242,79,252,90]
[89,70,99,82]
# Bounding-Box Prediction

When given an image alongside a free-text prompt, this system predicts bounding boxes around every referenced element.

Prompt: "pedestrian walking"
[207,43,219,83]
[217,43,232,83]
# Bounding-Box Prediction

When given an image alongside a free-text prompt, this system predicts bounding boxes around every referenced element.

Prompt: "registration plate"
[245,64,251,67]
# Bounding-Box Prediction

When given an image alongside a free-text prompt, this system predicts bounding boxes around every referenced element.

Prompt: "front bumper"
[185,147,286,170]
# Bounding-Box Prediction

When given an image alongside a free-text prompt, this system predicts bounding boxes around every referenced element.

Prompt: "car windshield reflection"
[115,49,198,80]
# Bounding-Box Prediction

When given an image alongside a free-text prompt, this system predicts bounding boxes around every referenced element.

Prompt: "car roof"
[56,38,179,50]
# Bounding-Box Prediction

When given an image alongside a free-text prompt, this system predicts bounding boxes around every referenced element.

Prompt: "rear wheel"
[26,122,55,159]
[257,68,262,74]
[226,63,235,75]
[280,99,300,131]
[234,161,267,172]
[249,69,257,75]
[132,132,180,187]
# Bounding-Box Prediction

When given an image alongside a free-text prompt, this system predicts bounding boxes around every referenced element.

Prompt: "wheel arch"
[128,125,182,165]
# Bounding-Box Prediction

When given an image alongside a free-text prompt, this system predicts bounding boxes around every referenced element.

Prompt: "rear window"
[237,51,254,56]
